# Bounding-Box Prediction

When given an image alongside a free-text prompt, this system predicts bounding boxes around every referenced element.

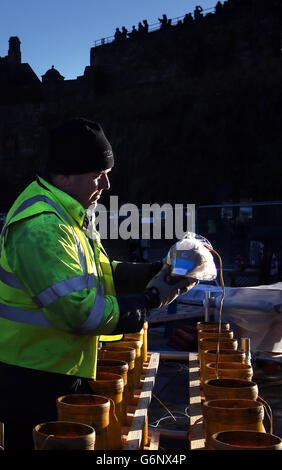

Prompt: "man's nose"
[99,173,110,191]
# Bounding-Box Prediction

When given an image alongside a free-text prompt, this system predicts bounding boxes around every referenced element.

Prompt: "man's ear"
[60,174,74,187]
[59,174,74,186]
[51,174,74,191]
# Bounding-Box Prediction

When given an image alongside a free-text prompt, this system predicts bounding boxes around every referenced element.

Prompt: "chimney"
[8,36,21,64]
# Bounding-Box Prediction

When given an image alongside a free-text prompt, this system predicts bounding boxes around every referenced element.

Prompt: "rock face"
[0,0,282,210]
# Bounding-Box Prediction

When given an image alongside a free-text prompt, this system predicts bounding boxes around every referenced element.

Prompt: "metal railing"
[93,6,215,47]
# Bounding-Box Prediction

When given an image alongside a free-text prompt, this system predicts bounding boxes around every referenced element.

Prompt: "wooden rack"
[122,350,205,450]
[188,352,205,450]
[122,351,160,450]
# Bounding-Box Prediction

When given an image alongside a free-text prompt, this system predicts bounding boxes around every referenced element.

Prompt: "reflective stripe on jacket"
[0,176,120,379]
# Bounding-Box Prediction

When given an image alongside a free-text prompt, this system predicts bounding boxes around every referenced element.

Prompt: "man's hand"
[144,264,198,309]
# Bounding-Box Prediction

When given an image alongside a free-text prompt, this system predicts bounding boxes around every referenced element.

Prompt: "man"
[0,118,196,450]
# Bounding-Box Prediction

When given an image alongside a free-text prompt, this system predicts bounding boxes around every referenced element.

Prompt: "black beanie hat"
[46,118,114,174]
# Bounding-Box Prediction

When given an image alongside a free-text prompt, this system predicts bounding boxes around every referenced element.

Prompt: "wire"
[258,394,274,435]
[152,394,177,422]
[150,414,189,428]
[206,246,225,378]
[150,407,190,429]
[150,392,190,430]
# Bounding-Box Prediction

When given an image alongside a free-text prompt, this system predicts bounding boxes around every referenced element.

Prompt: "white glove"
[145,265,198,308]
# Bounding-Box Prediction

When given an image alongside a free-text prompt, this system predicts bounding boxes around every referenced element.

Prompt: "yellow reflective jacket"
[0,176,121,379]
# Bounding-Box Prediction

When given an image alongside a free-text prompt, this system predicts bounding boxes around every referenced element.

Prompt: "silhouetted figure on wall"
[215,1,224,15]
[128,25,138,39]
[158,14,168,29]
[121,26,128,39]
[143,20,149,33]
[114,27,122,41]
[194,5,203,21]
[183,13,194,26]
[138,21,145,35]
[137,20,149,37]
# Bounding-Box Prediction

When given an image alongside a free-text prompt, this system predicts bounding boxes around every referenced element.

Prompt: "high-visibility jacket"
[0,176,121,379]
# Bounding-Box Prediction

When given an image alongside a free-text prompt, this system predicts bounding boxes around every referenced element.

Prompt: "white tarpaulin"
[180,282,282,352]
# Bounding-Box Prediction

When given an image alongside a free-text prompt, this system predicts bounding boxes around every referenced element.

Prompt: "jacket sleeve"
[5,213,120,335]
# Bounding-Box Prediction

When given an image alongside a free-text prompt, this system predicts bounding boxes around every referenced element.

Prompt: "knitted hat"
[46,118,114,174]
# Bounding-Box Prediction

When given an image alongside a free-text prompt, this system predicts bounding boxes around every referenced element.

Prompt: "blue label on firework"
[171,257,196,275]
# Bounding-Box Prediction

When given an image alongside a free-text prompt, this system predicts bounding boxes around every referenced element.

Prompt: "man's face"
[65,169,111,209]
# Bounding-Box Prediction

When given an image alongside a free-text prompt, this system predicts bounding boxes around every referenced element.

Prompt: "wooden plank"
[123,352,160,450]
[188,353,205,450]
[144,430,160,450]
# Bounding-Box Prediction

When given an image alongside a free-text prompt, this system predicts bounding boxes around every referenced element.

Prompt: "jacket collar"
[36,172,86,228]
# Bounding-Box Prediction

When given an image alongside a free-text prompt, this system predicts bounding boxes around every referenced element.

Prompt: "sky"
[0,0,217,81]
